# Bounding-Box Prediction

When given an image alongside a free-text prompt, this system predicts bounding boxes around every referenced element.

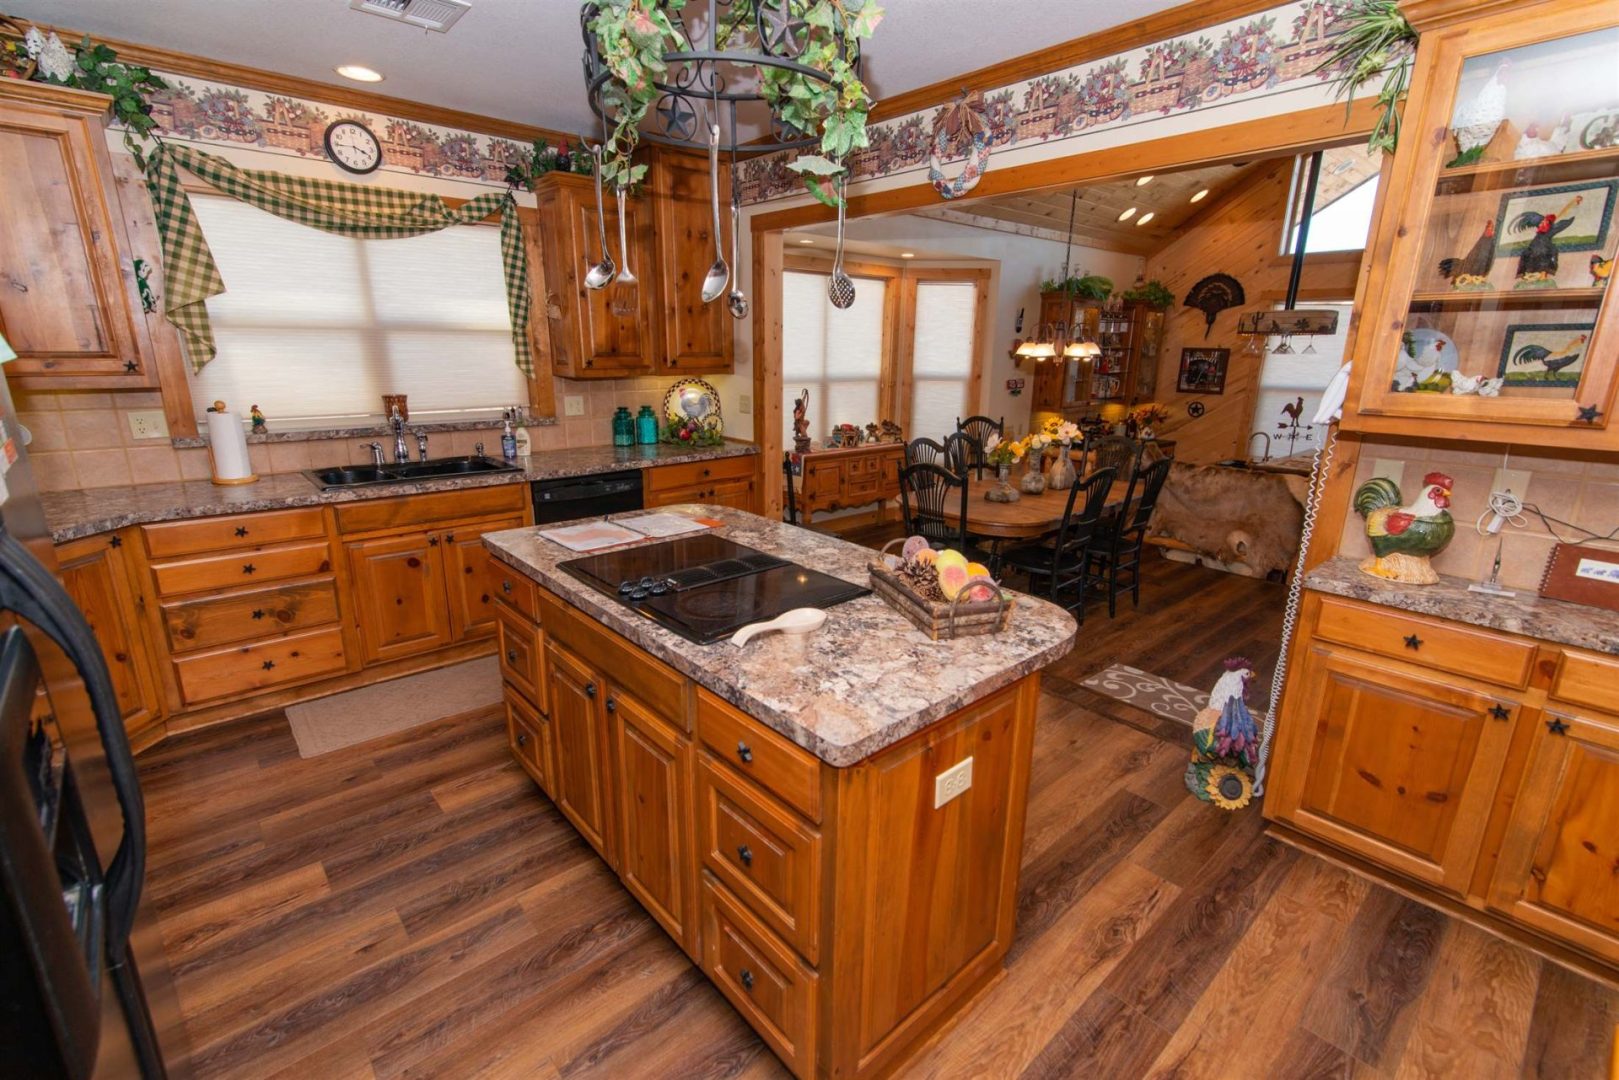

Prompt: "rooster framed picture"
[1492,180,1617,289]
[1497,322,1594,387]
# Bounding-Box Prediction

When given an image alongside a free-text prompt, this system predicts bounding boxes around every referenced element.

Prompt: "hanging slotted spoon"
[700,122,730,304]
[828,173,856,309]
[583,143,614,290]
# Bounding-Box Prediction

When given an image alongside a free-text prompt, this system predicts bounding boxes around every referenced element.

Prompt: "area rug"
[1078,664,1208,727]
[286,656,501,758]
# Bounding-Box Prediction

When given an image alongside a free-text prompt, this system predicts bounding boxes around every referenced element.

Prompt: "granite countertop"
[41,442,758,543]
[1305,556,1619,655]
[484,507,1079,767]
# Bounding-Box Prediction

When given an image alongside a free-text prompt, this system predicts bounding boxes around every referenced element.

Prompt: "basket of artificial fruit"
[869,535,1014,640]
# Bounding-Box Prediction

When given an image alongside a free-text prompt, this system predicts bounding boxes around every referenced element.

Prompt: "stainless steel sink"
[303,456,522,490]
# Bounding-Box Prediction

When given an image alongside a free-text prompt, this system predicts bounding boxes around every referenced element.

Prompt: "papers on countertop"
[615,512,713,538]
[536,513,715,552]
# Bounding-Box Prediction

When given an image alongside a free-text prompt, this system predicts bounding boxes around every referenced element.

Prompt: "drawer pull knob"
[261,660,275,671]
[605,698,616,713]
[1546,717,1570,736]
[736,741,753,764]
[516,732,527,747]
[235,526,249,538]
[1575,403,1602,424]
[502,580,513,594]
[506,649,517,664]
[429,536,440,547]
[739,969,755,992]
[585,682,597,699]
[1488,704,1511,721]
[445,533,456,543]
[1403,633,1422,651]
[737,844,753,867]
[242,563,257,575]
[252,609,265,620]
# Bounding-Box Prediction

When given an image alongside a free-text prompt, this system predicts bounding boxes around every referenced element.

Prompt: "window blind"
[781,270,886,447]
[187,194,528,427]
[907,281,978,441]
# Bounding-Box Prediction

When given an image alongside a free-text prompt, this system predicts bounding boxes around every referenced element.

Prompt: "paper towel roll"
[207,407,257,485]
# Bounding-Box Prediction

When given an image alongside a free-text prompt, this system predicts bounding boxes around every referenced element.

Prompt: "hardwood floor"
[138,552,1618,1079]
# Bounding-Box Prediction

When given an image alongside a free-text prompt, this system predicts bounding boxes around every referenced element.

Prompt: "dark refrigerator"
[0,362,188,1078]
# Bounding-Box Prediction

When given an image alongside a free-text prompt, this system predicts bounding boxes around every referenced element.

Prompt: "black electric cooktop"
[560,534,869,645]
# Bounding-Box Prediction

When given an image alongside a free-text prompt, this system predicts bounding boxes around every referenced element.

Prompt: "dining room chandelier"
[1015,191,1103,364]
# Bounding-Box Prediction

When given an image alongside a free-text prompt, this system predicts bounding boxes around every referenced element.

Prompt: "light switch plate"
[1369,459,1405,492]
[1492,467,1531,501]
[738,394,752,415]
[126,409,169,440]
[934,756,973,809]
[564,395,585,417]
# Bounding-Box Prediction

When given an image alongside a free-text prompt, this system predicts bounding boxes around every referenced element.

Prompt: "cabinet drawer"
[645,455,753,494]
[160,577,340,653]
[497,603,546,713]
[698,753,822,964]
[150,540,334,597]
[171,626,346,707]
[1549,650,1619,715]
[698,689,821,822]
[701,876,818,1080]
[1314,597,1535,689]
[505,685,551,794]
[142,508,326,559]
[491,564,538,622]
[333,484,526,535]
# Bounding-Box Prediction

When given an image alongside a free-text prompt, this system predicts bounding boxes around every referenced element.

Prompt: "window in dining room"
[781,268,890,447]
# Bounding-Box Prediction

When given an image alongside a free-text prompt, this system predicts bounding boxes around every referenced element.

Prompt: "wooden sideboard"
[793,444,903,526]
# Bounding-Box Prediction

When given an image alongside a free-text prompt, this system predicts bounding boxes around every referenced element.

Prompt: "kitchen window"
[781,265,894,448]
[186,194,530,428]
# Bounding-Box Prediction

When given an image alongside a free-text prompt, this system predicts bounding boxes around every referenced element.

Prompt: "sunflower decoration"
[1203,764,1253,811]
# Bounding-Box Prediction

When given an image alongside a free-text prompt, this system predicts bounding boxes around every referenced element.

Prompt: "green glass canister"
[635,405,659,445]
[612,406,634,447]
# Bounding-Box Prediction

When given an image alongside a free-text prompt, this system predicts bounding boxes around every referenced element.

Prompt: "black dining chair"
[1084,456,1172,618]
[956,415,1004,458]
[899,462,971,552]
[1001,467,1117,620]
[782,453,800,526]
[905,436,949,470]
[1086,435,1140,483]
[943,431,981,479]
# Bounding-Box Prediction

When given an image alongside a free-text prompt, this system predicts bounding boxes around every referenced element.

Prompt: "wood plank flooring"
[138,552,1618,1079]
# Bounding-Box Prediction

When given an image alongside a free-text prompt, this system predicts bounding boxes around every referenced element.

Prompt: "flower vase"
[986,462,1020,502]
[1019,455,1047,494]
[1046,441,1076,490]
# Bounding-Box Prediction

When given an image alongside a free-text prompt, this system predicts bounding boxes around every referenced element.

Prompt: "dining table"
[939,473,1131,541]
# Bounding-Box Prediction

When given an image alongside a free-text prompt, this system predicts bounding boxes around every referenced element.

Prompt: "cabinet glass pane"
[1398,27,1618,405]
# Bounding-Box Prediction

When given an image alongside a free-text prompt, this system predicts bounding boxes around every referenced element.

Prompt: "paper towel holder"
[206,399,259,486]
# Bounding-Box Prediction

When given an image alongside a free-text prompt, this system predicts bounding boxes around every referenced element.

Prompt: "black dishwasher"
[531,470,644,525]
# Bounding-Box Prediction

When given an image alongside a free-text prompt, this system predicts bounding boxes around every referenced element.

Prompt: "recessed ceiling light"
[797,238,815,245]
[336,64,384,83]
[1190,188,1209,203]
[1136,175,1154,186]
[1136,212,1155,226]
[1117,207,1136,222]
[900,252,915,259]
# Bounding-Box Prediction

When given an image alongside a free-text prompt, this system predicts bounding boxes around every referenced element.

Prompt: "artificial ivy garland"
[585,0,882,204]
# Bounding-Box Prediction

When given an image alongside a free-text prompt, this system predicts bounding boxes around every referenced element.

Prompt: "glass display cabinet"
[1345,5,1619,449]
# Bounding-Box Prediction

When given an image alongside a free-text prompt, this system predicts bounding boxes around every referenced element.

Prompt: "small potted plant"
[1129,403,1171,440]
[982,433,1023,503]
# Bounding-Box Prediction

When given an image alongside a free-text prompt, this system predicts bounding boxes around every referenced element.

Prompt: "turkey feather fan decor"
[1183,273,1245,339]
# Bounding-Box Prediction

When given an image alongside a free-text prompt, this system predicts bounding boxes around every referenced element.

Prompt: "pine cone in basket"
[897,560,945,602]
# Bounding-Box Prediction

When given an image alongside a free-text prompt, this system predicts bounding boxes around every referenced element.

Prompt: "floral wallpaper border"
[737,0,1354,205]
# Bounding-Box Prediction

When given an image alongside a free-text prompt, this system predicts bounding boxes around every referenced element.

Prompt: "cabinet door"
[546,641,614,862]
[608,685,696,957]
[650,150,733,374]
[443,517,523,641]
[0,87,154,380]
[1488,708,1619,965]
[344,531,452,665]
[55,536,161,742]
[1269,645,1516,895]
[537,174,654,377]
[505,685,553,798]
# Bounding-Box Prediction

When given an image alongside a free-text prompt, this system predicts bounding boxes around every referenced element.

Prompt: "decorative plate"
[662,377,723,432]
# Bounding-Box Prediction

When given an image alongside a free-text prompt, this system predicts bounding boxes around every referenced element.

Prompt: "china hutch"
[1268,0,1619,983]
[1028,294,1164,413]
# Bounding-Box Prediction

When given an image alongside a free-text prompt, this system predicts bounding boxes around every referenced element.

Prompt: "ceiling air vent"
[348,0,471,33]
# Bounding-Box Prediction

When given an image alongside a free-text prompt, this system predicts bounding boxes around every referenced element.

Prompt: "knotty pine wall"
[1140,156,1362,463]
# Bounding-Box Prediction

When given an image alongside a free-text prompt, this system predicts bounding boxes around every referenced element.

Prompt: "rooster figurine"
[1592,254,1613,288]
[1437,219,1496,290]
[1185,658,1259,811]
[1354,472,1456,585]
[1448,59,1510,167]
[1513,195,1582,288]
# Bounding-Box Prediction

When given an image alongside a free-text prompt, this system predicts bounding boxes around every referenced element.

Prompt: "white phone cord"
[1251,422,1337,798]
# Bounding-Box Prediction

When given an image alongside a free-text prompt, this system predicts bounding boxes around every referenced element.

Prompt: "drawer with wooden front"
[496,602,546,712]
[1549,649,1619,714]
[1312,596,1536,690]
[160,577,341,653]
[141,508,326,559]
[698,689,822,822]
[169,625,347,707]
[148,540,335,598]
[645,455,754,497]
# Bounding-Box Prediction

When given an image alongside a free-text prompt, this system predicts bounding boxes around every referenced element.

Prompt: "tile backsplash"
[14,377,677,492]
[1336,437,1619,591]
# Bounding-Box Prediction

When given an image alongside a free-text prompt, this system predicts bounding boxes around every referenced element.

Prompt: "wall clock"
[324,120,382,175]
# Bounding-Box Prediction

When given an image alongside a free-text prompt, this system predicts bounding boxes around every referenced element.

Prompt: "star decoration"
[1546,717,1570,735]
[108,535,122,548]
[124,361,140,373]
[1576,404,1603,424]
[1403,634,1423,650]
[235,526,249,538]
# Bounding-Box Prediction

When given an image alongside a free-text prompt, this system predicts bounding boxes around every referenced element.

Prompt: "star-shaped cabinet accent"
[1546,717,1570,735]
[1576,404,1603,424]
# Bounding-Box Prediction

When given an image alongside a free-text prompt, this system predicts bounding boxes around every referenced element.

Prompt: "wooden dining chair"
[1087,435,1140,482]
[905,436,949,470]
[1000,467,1117,620]
[944,431,981,479]
[899,462,970,552]
[1084,456,1172,617]
[782,453,800,526]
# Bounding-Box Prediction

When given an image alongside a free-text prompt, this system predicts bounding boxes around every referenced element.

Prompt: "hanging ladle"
[584,142,615,290]
[700,121,730,304]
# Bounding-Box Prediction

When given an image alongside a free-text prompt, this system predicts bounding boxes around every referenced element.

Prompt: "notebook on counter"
[1539,543,1619,613]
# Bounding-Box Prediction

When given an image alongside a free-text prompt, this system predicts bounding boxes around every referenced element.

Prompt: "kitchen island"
[483,507,1077,1079]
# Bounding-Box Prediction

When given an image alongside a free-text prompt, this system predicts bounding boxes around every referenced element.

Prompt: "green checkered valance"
[143,142,533,375]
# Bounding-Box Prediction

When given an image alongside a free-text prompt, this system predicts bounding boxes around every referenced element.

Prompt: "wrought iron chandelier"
[579,0,861,158]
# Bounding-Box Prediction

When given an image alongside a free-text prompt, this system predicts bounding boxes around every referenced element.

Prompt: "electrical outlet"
[1492,467,1531,501]
[564,395,585,417]
[1369,459,1405,492]
[126,409,169,440]
[933,756,973,809]
[738,394,752,415]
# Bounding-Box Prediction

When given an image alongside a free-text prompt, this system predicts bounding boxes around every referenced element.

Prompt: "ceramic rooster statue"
[1186,658,1259,811]
[1592,254,1613,288]
[1513,195,1582,288]
[1354,472,1455,585]
[1449,60,1510,166]
[1437,219,1496,290]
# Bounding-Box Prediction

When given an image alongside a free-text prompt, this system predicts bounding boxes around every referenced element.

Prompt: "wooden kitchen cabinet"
[345,531,453,664]
[0,81,157,385]
[1488,705,1619,965]
[55,533,163,748]
[648,149,734,374]
[609,685,697,958]
[504,685,553,796]
[443,516,523,641]
[644,454,758,512]
[535,171,656,377]
[545,640,615,862]
[792,444,903,525]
